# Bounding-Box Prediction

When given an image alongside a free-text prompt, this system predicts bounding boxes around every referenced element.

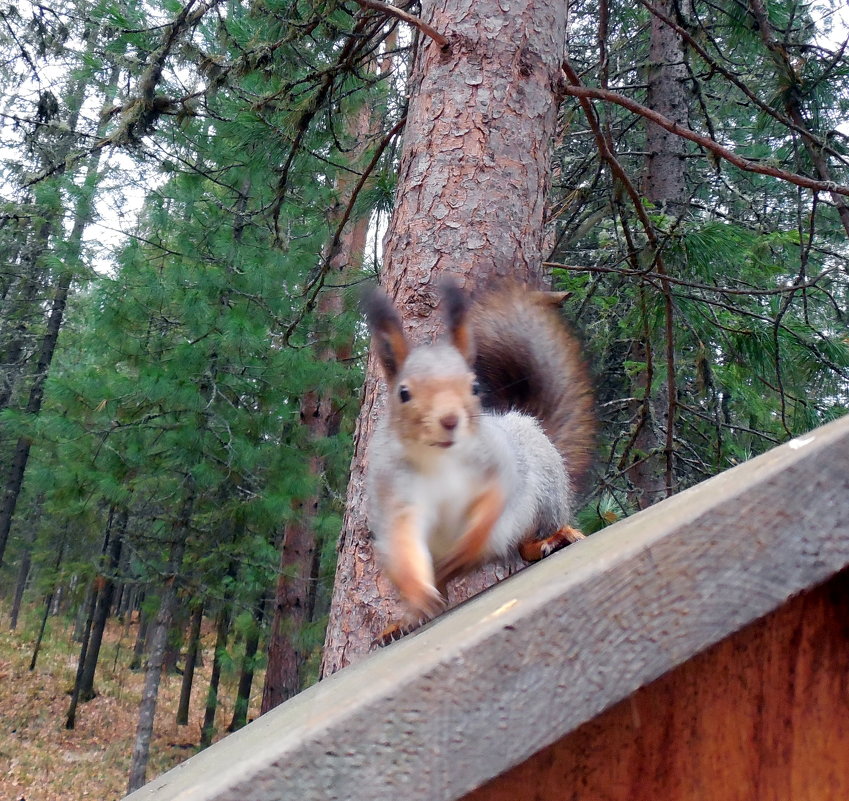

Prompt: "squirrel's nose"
[440,413,459,431]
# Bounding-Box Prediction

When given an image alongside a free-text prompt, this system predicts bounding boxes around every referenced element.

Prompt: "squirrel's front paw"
[385,551,445,618]
[402,581,446,619]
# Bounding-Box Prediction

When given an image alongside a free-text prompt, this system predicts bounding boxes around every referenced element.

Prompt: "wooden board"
[465,568,849,801]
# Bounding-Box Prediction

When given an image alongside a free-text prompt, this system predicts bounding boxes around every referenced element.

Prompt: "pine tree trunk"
[10,543,32,629]
[261,495,317,712]
[78,508,126,702]
[130,602,151,671]
[643,0,691,213]
[262,88,371,706]
[9,516,37,630]
[228,597,264,732]
[68,507,121,727]
[200,604,230,748]
[28,533,67,671]
[127,488,192,793]
[65,581,98,729]
[176,601,204,726]
[626,0,691,509]
[321,0,569,676]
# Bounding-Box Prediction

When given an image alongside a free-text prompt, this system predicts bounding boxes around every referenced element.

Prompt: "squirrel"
[363,279,595,619]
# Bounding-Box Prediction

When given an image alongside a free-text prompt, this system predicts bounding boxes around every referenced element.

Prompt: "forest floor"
[0,606,264,801]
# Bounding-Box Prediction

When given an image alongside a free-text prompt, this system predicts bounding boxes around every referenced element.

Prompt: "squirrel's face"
[389,346,481,451]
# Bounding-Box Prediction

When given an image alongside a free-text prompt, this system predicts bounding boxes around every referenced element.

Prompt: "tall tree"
[127,484,193,792]
[321,0,572,675]
[0,41,120,565]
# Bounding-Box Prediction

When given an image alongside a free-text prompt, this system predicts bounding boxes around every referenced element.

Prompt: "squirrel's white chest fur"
[400,442,487,561]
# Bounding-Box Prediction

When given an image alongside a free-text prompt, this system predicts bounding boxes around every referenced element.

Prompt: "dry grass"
[0,607,263,801]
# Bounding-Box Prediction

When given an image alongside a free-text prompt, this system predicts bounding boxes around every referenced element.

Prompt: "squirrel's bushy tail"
[469,285,595,490]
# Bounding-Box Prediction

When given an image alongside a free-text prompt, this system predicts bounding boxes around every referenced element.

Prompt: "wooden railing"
[125,414,849,801]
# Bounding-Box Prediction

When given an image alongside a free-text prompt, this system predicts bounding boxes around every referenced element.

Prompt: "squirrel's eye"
[398,385,412,403]
[471,380,481,396]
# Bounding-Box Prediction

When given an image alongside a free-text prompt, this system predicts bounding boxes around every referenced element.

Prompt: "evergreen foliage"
[552,0,848,524]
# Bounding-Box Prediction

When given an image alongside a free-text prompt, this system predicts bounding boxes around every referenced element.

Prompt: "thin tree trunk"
[65,582,98,729]
[130,600,151,671]
[9,497,40,629]
[29,533,67,671]
[10,541,32,629]
[78,508,127,701]
[321,0,569,676]
[127,486,193,793]
[200,604,230,748]
[176,601,204,726]
[228,596,264,732]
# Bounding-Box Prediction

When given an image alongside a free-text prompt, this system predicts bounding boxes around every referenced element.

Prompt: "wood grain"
[464,568,849,801]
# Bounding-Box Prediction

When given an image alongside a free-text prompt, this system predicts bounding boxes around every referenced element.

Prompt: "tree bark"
[127,487,193,793]
[261,490,320,712]
[321,0,569,676]
[642,0,691,212]
[200,604,230,748]
[228,597,264,732]
[176,601,204,726]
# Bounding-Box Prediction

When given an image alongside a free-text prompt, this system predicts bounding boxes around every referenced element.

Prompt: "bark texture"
[642,0,691,210]
[127,489,192,792]
[627,0,692,509]
[321,0,569,676]
[177,601,204,726]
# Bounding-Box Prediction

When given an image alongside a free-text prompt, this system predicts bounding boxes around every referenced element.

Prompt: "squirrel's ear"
[440,277,474,363]
[362,286,409,380]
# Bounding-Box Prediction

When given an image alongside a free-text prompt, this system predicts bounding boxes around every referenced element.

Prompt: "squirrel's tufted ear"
[362,286,409,381]
[440,277,475,363]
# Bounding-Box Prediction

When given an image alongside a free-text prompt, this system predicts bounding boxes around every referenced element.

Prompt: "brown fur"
[469,285,595,489]
[434,480,506,588]
[387,374,480,449]
[518,526,586,561]
[383,506,443,617]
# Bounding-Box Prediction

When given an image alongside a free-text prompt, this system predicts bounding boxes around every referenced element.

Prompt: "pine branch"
[559,78,849,199]
[545,261,840,297]
[351,0,450,51]
[638,0,849,168]
[280,114,407,346]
